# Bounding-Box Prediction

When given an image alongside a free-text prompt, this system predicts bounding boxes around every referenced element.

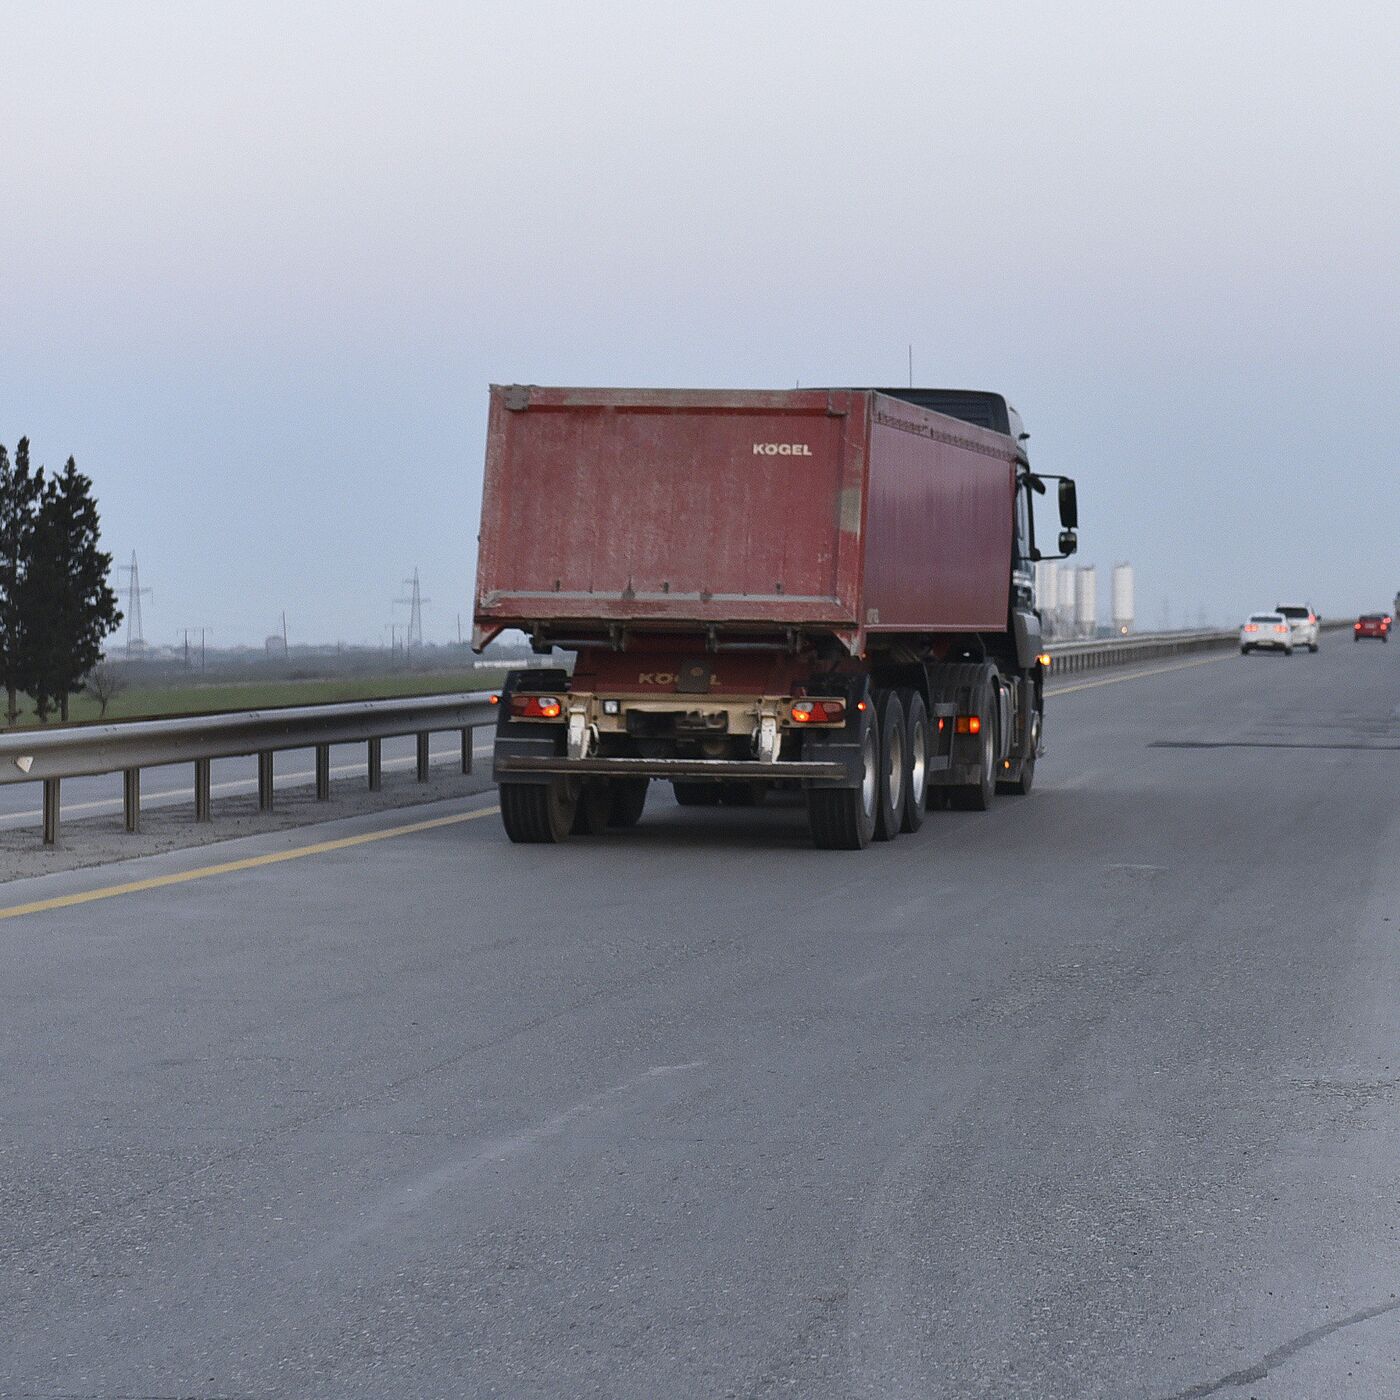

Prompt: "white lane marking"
[0,743,495,826]
[1045,653,1229,696]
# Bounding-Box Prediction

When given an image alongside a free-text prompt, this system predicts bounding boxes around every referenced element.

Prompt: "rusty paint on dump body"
[473,385,1016,652]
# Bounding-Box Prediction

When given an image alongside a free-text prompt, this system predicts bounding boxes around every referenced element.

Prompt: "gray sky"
[3,0,1397,644]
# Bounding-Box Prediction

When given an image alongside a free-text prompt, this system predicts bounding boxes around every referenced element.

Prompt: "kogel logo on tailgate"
[753,442,813,456]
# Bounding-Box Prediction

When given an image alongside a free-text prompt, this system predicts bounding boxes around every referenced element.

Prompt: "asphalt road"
[3,642,1399,1398]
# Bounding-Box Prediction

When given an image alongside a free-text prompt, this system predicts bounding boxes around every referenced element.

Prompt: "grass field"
[10,670,509,727]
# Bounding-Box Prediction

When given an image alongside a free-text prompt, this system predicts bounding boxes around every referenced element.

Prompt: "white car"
[1241,612,1294,655]
[1275,604,1320,652]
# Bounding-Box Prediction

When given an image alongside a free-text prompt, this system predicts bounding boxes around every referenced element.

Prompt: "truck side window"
[1014,483,1034,563]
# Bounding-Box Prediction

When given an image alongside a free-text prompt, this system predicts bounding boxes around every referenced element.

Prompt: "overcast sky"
[2,0,1397,645]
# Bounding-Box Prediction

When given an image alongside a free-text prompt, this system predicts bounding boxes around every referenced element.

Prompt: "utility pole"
[119,552,153,657]
[281,611,288,653]
[394,569,432,651]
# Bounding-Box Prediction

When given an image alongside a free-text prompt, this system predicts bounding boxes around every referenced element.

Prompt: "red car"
[1354,613,1391,641]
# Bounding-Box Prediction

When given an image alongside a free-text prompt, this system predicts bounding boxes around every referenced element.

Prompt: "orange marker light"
[1037,652,1052,667]
[954,715,982,735]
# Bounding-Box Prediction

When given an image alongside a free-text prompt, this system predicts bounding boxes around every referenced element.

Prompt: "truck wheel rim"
[909,722,926,808]
[861,727,878,817]
[887,723,904,814]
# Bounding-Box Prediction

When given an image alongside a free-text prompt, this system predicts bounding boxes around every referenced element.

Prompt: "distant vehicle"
[1241,612,1293,655]
[1275,604,1319,652]
[1354,613,1390,642]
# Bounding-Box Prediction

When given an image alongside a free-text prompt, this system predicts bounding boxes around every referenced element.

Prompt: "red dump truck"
[473,385,1078,848]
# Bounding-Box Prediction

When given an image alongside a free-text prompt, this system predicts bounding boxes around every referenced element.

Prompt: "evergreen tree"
[0,439,46,724]
[22,458,122,722]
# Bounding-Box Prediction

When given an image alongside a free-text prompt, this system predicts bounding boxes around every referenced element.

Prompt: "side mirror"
[1058,529,1078,557]
[1058,479,1079,530]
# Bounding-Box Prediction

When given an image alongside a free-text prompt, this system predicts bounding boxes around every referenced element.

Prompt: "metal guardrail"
[1046,619,1352,675]
[0,692,497,845]
[1046,629,1239,675]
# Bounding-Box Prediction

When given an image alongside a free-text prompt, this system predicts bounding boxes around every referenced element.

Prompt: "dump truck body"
[473,386,1017,653]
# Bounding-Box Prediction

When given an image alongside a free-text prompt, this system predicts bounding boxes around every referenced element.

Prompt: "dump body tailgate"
[474,387,867,642]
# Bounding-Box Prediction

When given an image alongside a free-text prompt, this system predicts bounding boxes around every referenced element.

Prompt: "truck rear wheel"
[898,688,929,833]
[998,709,1039,797]
[873,689,905,841]
[608,777,649,827]
[947,669,998,812]
[807,704,879,850]
[500,779,576,843]
[673,781,721,807]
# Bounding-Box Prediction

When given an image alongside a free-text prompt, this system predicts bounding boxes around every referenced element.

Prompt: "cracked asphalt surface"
[2,643,1399,1398]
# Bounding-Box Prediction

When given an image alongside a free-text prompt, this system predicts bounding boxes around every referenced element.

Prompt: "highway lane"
[3,642,1399,1398]
[0,731,494,830]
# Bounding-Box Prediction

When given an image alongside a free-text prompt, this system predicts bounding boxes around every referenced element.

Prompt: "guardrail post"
[416,732,430,782]
[123,768,140,833]
[461,727,473,774]
[315,744,330,801]
[194,759,211,821]
[368,738,382,791]
[42,778,59,846]
[257,751,274,810]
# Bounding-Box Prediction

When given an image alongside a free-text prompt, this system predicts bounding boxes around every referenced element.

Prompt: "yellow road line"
[1046,653,1230,696]
[0,805,501,922]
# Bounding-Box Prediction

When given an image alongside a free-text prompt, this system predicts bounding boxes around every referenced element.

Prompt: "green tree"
[22,457,122,722]
[0,439,46,724]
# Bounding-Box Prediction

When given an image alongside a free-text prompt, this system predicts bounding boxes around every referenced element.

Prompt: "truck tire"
[608,777,649,827]
[998,707,1038,796]
[873,689,905,841]
[673,781,721,806]
[928,663,998,812]
[500,778,576,843]
[897,687,929,834]
[807,701,879,850]
[927,661,1000,811]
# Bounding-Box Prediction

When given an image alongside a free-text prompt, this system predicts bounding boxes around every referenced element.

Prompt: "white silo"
[1075,566,1098,639]
[1112,563,1135,635]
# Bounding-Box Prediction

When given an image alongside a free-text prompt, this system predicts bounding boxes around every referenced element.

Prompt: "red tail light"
[1244,624,1258,633]
[1274,625,1288,634]
[790,699,846,724]
[510,694,563,719]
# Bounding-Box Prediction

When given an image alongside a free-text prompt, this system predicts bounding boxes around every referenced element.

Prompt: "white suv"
[1275,604,1320,653]
[1241,612,1293,655]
